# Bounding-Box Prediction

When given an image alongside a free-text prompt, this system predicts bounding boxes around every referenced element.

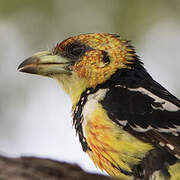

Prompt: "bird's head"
[18,33,140,105]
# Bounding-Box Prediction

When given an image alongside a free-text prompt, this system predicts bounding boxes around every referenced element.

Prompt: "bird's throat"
[54,73,88,107]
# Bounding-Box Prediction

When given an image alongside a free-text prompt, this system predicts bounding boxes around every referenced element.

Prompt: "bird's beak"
[18,51,71,76]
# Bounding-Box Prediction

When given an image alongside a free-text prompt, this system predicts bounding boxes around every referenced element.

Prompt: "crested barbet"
[18,33,180,180]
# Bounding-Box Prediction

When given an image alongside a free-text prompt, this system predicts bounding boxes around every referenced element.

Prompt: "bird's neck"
[55,73,88,107]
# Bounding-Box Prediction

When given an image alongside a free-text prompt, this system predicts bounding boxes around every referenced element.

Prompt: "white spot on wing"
[86,90,91,94]
[166,143,175,150]
[115,84,126,88]
[172,132,179,136]
[113,86,180,134]
[159,142,165,147]
[128,87,179,112]
[156,127,178,133]
[119,120,128,126]
[175,154,180,160]
[131,125,152,132]
[175,125,180,131]
[151,104,164,111]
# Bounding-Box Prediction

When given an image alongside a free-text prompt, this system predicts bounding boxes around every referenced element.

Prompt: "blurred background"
[0,0,180,175]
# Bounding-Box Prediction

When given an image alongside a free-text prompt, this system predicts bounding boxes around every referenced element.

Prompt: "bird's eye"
[102,51,110,65]
[66,42,86,59]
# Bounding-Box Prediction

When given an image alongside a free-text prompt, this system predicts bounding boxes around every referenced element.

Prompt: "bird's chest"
[73,88,110,152]
[73,89,152,179]
[81,96,134,179]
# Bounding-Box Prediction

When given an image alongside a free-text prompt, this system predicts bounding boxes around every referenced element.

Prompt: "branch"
[0,155,114,180]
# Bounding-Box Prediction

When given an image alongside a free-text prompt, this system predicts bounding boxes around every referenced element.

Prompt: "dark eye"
[66,42,86,59]
[102,51,110,65]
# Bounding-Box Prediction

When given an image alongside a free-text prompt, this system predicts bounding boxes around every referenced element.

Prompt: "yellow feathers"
[85,105,153,179]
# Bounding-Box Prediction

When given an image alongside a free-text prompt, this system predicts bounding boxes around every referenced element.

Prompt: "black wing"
[100,75,180,158]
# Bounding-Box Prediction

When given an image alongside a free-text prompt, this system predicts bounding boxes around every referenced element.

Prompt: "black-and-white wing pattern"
[101,76,180,158]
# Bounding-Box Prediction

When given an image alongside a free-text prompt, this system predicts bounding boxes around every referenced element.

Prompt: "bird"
[18,33,180,180]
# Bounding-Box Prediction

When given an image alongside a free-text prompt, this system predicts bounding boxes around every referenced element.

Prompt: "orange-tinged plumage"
[84,106,153,179]
[54,33,135,88]
[18,33,180,180]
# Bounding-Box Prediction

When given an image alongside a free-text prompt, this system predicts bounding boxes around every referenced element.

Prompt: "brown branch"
[0,155,115,180]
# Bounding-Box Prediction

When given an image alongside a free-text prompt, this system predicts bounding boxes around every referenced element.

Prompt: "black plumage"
[99,66,180,179]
